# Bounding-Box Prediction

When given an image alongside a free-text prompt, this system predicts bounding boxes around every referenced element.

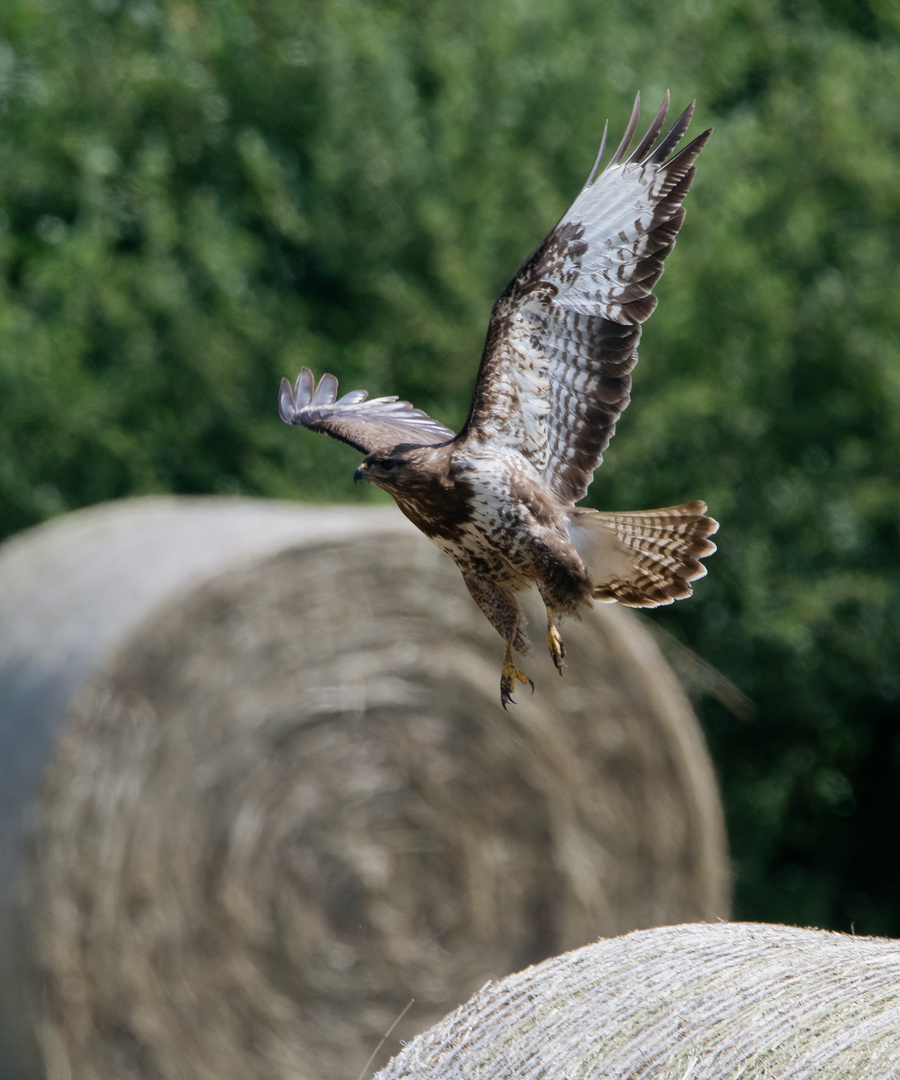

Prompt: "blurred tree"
[0,0,898,934]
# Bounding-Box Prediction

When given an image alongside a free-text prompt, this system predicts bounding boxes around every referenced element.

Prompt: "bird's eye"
[381,459,398,471]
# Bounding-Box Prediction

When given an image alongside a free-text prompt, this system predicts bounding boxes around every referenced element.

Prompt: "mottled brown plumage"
[279,93,718,706]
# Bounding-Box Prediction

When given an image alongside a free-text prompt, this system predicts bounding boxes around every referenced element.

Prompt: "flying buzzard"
[280,93,718,707]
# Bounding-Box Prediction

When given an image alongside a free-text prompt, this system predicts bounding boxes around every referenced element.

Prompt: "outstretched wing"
[457,92,710,504]
[279,367,455,457]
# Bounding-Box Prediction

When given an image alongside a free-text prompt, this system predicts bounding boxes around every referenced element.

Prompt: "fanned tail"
[567,501,718,608]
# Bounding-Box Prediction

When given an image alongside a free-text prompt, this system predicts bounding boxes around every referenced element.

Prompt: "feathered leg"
[462,573,533,708]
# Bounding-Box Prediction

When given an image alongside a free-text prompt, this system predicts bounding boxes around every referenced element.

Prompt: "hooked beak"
[354,463,367,484]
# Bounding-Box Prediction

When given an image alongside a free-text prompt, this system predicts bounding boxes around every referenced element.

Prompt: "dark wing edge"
[279,367,456,457]
[458,92,710,505]
[542,96,710,503]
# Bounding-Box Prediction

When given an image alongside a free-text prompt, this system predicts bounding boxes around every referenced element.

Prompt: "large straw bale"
[0,497,728,1080]
[377,921,900,1080]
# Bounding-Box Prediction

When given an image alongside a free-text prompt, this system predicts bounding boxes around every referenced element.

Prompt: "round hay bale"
[376,922,900,1080]
[0,497,728,1080]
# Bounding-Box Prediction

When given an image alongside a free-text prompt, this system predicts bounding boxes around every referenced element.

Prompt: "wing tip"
[279,366,343,424]
[626,91,672,164]
[313,371,339,406]
[597,93,710,180]
[278,376,297,424]
[584,119,610,189]
[608,91,643,166]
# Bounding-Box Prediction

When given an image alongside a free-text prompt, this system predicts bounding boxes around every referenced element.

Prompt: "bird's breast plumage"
[389,449,588,603]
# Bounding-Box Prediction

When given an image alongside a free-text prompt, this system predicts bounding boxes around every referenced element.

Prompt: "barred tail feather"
[567,501,718,608]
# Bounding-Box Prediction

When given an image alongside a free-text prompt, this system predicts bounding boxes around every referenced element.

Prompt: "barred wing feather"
[458,93,710,504]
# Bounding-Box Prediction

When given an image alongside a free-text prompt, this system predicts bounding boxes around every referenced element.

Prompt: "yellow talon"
[500,643,534,709]
[546,609,566,675]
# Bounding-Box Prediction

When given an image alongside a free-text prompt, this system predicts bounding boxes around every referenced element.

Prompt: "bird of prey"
[279,93,718,707]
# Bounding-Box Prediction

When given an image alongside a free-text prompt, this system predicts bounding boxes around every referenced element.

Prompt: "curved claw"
[547,616,566,676]
[501,675,536,709]
[500,647,533,709]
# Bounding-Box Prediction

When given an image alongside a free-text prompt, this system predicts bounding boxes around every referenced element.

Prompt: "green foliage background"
[1,0,899,934]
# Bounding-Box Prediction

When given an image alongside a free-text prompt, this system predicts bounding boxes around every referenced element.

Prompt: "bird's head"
[354,448,417,492]
[354,442,451,499]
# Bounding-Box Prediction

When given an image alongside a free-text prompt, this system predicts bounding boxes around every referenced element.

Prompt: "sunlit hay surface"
[19,523,728,1080]
[376,922,900,1080]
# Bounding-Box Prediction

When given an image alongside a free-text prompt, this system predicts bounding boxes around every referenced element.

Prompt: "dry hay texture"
[0,497,728,1080]
[377,921,900,1080]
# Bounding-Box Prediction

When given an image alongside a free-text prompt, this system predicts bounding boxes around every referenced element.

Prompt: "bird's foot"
[547,624,566,675]
[500,651,534,710]
[545,607,566,675]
